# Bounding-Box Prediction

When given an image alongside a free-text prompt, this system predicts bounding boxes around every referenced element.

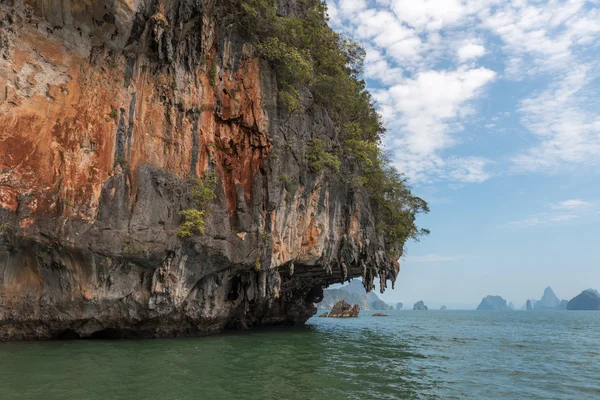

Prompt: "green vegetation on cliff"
[238,0,429,253]
[178,173,217,237]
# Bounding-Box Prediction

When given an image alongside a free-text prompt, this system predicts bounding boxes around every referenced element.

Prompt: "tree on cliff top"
[237,0,429,255]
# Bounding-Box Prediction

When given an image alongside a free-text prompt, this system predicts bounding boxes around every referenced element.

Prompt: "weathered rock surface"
[328,300,360,318]
[476,296,510,311]
[413,301,428,311]
[567,290,600,311]
[0,1,400,340]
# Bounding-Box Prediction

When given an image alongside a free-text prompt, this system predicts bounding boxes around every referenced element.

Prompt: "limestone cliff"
[0,0,401,340]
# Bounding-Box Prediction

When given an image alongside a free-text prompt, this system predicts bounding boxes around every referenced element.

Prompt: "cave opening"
[52,329,81,340]
[88,328,138,340]
[227,276,242,302]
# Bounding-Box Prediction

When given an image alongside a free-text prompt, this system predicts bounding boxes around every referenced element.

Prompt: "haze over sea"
[2,310,598,400]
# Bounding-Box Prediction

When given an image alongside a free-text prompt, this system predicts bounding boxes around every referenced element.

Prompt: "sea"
[1,310,599,399]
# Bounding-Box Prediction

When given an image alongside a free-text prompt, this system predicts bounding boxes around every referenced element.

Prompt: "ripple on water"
[1,311,599,399]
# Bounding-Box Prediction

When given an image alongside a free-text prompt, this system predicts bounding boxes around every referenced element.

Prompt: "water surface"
[1,311,599,399]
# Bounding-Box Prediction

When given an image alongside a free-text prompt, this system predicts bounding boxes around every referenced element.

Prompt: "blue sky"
[325,0,600,308]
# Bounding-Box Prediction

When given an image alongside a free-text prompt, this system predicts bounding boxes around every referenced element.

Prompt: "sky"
[325,0,600,309]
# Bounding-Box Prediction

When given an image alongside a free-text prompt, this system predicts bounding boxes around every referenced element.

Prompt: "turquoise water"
[1,311,599,399]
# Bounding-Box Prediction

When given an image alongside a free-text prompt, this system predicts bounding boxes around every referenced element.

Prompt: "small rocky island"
[567,290,600,311]
[526,299,533,311]
[327,300,360,318]
[476,295,511,310]
[413,301,428,310]
[396,302,404,310]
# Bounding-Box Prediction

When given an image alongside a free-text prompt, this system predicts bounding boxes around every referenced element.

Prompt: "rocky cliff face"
[0,0,400,340]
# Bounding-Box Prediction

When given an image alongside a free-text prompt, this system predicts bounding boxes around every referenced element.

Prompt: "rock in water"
[328,300,360,318]
[396,302,404,310]
[567,290,600,311]
[476,296,511,311]
[508,302,515,310]
[372,313,388,317]
[534,287,561,310]
[318,312,329,318]
[440,305,447,311]
[413,301,428,311]
[0,1,406,341]
[526,300,534,311]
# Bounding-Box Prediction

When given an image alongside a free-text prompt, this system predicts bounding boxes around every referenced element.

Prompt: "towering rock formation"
[0,1,406,340]
[526,300,533,311]
[413,301,428,311]
[476,295,510,311]
[396,302,403,310]
[534,287,561,310]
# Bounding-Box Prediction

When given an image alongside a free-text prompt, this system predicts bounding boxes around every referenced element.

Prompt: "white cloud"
[458,43,486,62]
[445,156,493,183]
[507,213,579,227]
[337,0,367,16]
[551,199,592,210]
[380,67,496,181]
[512,65,600,172]
[389,0,496,32]
[326,0,600,184]
[479,0,595,76]
[507,198,595,228]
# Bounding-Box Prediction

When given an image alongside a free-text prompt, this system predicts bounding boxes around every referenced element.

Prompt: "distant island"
[475,286,599,312]
[533,287,568,310]
[318,285,600,314]
[567,290,600,310]
[476,295,511,310]
[317,280,392,311]
[520,287,569,311]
